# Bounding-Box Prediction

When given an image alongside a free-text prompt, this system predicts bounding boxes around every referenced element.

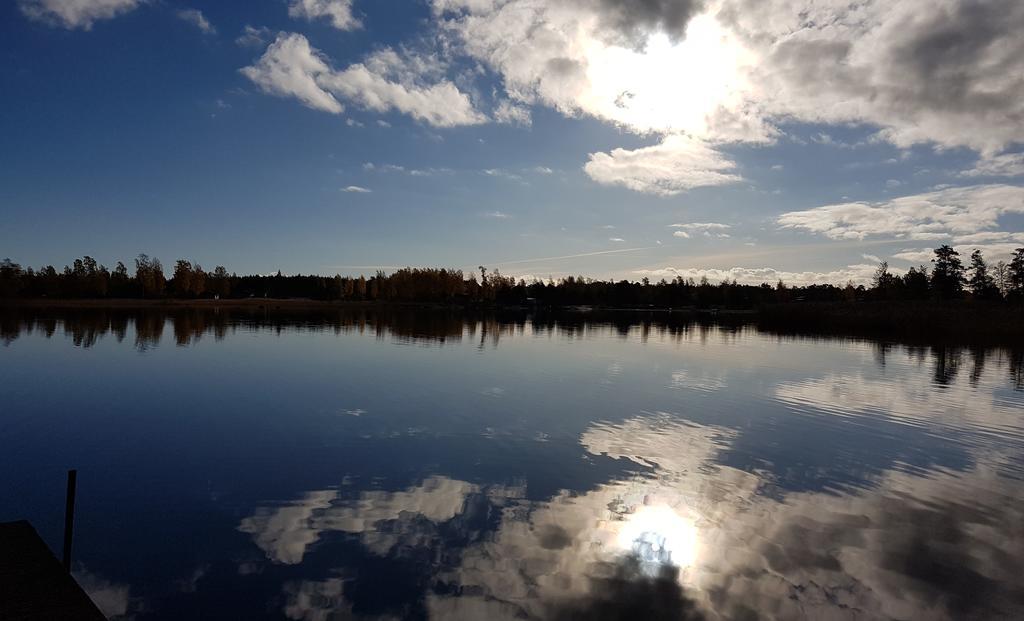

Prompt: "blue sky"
[2,0,1023,284]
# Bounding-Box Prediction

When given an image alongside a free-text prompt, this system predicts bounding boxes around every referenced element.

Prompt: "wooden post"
[62,469,77,573]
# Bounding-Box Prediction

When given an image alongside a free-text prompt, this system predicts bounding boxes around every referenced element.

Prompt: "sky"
[2,0,1023,285]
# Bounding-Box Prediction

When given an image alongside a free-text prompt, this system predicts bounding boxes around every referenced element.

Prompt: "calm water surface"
[2,308,1023,620]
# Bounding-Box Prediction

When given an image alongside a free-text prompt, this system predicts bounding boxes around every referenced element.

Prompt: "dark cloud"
[723,0,1024,152]
[589,0,706,46]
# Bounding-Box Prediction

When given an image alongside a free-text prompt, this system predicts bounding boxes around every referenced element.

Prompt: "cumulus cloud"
[493,99,532,126]
[778,185,1024,241]
[671,223,732,239]
[719,0,1024,155]
[669,222,730,231]
[431,0,1024,193]
[236,25,272,48]
[434,1,762,140]
[288,0,360,31]
[584,135,741,195]
[19,0,141,30]
[177,9,215,35]
[242,33,485,127]
[961,153,1024,178]
[241,33,344,113]
[893,238,1024,264]
[636,264,885,286]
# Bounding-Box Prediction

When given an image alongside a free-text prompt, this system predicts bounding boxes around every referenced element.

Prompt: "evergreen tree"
[930,245,966,299]
[968,250,998,300]
[1009,247,1024,297]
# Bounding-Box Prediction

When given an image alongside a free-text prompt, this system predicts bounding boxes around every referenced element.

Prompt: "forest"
[2,245,1024,309]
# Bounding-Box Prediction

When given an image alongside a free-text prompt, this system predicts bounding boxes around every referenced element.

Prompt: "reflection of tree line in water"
[3,307,1023,387]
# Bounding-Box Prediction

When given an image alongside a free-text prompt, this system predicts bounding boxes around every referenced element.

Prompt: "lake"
[2,307,1023,620]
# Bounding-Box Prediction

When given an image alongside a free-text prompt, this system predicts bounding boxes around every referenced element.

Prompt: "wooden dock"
[0,520,106,620]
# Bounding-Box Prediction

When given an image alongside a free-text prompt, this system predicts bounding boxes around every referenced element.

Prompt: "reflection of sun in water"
[615,504,700,575]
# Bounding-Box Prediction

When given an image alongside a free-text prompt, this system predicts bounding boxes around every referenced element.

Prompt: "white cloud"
[177,9,215,35]
[778,185,1024,241]
[493,99,532,126]
[240,33,344,114]
[961,153,1024,178]
[288,0,360,31]
[669,222,730,231]
[954,231,1024,244]
[432,0,1024,194]
[434,2,765,141]
[893,239,1024,264]
[19,0,140,30]
[862,253,882,263]
[376,119,391,128]
[608,237,625,242]
[483,211,510,218]
[636,264,885,286]
[342,185,371,193]
[531,166,554,175]
[724,0,1024,155]
[482,168,523,182]
[584,134,741,195]
[242,34,485,127]
[236,25,271,48]
[673,230,690,239]
[363,162,402,172]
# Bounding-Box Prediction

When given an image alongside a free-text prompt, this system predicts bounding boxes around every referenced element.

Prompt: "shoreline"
[3,298,1021,346]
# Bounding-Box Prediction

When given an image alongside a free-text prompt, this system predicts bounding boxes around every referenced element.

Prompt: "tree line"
[2,245,1024,307]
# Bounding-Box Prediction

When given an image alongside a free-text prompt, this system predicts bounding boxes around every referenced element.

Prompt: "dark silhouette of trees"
[3,246,1024,312]
[135,254,165,298]
[1010,248,1024,300]
[872,261,902,299]
[968,250,1000,300]
[209,266,230,298]
[930,245,966,300]
[0,258,23,298]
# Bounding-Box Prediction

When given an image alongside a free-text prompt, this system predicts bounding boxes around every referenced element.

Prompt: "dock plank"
[0,520,106,620]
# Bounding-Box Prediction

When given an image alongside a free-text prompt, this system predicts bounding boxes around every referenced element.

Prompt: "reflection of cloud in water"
[670,370,727,393]
[582,413,736,473]
[239,413,1024,620]
[775,365,1024,445]
[239,477,475,564]
[283,577,402,621]
[431,417,746,619]
[437,416,1024,620]
[74,569,131,619]
[239,490,338,564]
